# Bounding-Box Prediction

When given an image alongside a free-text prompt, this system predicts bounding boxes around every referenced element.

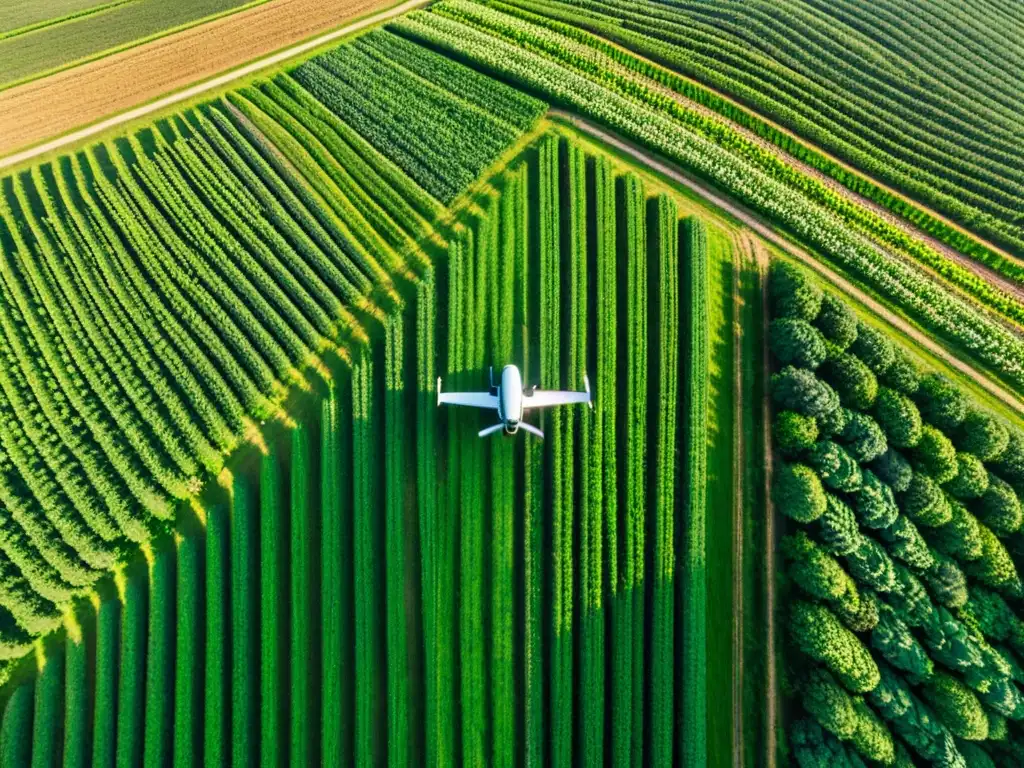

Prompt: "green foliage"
[965,525,1022,596]
[769,260,823,322]
[789,601,880,694]
[814,293,858,351]
[808,441,863,493]
[817,404,849,439]
[854,470,899,529]
[849,323,895,376]
[789,718,866,768]
[775,410,819,457]
[880,517,934,573]
[913,425,961,484]
[847,536,897,593]
[879,349,921,396]
[993,429,1024,493]
[772,365,841,419]
[836,591,879,634]
[872,448,914,494]
[784,532,859,604]
[945,454,990,500]
[871,606,933,684]
[925,673,989,741]
[775,463,828,522]
[849,698,895,764]
[873,387,922,449]
[802,667,857,740]
[823,353,878,410]
[840,412,888,464]
[917,374,968,432]
[901,474,953,527]
[957,411,1010,463]
[923,552,969,609]
[930,501,984,561]
[819,494,863,557]
[770,318,827,370]
[976,476,1023,535]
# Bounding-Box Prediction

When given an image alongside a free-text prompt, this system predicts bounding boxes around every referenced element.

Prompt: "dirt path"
[0,0,425,167]
[553,112,1024,414]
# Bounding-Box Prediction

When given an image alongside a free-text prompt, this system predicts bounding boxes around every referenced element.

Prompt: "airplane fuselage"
[498,364,524,434]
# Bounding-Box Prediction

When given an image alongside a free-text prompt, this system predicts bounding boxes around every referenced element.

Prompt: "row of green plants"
[507,0,1024,255]
[290,29,547,204]
[768,261,1024,766]
[390,2,1024,393]
[0,21,558,656]
[481,0,1024,291]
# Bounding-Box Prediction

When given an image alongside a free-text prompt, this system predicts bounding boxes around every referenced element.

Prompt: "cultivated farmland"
[1,0,1023,765]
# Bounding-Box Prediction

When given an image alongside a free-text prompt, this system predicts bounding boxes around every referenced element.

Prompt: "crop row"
[481,0,1024,292]
[392,3,1024,392]
[769,262,1024,764]
[502,0,1024,255]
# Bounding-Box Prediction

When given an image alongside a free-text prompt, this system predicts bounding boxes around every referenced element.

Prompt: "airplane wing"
[522,390,591,409]
[437,377,499,409]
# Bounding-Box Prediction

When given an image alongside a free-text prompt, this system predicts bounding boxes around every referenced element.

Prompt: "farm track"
[0,0,425,165]
[554,111,1024,415]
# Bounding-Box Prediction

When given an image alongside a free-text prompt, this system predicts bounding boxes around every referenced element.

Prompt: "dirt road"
[554,112,1024,414]
[0,0,425,167]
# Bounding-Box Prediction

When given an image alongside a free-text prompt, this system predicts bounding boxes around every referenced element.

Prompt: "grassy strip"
[63,629,89,768]
[289,424,312,766]
[204,504,227,767]
[230,474,255,768]
[31,641,63,768]
[173,534,200,767]
[114,565,145,768]
[0,679,32,766]
[259,451,283,767]
[648,193,679,766]
[681,217,709,766]
[142,546,174,767]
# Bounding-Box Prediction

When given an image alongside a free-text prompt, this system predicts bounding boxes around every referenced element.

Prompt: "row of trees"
[769,261,1024,765]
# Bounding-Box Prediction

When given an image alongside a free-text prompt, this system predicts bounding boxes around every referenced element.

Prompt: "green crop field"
[1,1,1023,766]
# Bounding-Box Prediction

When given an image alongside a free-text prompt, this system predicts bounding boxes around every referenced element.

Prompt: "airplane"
[437,364,592,439]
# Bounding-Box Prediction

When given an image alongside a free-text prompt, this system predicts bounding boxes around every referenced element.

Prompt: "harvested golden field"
[0,0,395,156]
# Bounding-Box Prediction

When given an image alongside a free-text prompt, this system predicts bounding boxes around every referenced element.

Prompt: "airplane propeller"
[478,423,505,438]
[519,422,545,439]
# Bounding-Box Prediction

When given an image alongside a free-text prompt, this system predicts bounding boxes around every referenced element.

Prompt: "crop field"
[0,0,258,88]
[1,0,1023,765]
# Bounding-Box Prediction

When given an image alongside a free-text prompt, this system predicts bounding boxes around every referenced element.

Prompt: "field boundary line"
[551,111,1024,415]
[0,0,426,171]
[0,0,139,43]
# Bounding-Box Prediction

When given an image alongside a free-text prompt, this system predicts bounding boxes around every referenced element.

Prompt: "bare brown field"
[0,0,394,156]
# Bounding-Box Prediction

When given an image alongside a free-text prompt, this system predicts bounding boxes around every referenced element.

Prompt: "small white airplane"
[437,364,592,439]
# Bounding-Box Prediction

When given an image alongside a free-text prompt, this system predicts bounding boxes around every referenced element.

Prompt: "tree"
[873,387,922,449]
[783,531,859,604]
[955,741,995,768]
[846,536,897,593]
[790,718,867,768]
[901,474,953,527]
[790,601,880,693]
[823,353,878,410]
[772,366,841,419]
[923,552,969,609]
[880,516,934,572]
[993,428,1024,494]
[774,463,828,522]
[975,475,1023,535]
[872,605,934,684]
[966,525,1022,596]
[928,501,984,562]
[841,412,888,463]
[854,470,899,529]
[850,322,895,376]
[880,348,921,396]
[913,425,960,484]
[956,410,1010,462]
[775,410,819,457]
[819,494,863,556]
[770,260,823,322]
[814,293,858,350]
[770,318,828,370]
[817,404,849,439]
[837,591,879,633]
[802,667,858,740]
[924,673,988,741]
[944,454,989,500]
[872,448,914,493]
[965,587,1024,655]
[809,441,863,493]
[917,374,968,432]
[849,698,895,764]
